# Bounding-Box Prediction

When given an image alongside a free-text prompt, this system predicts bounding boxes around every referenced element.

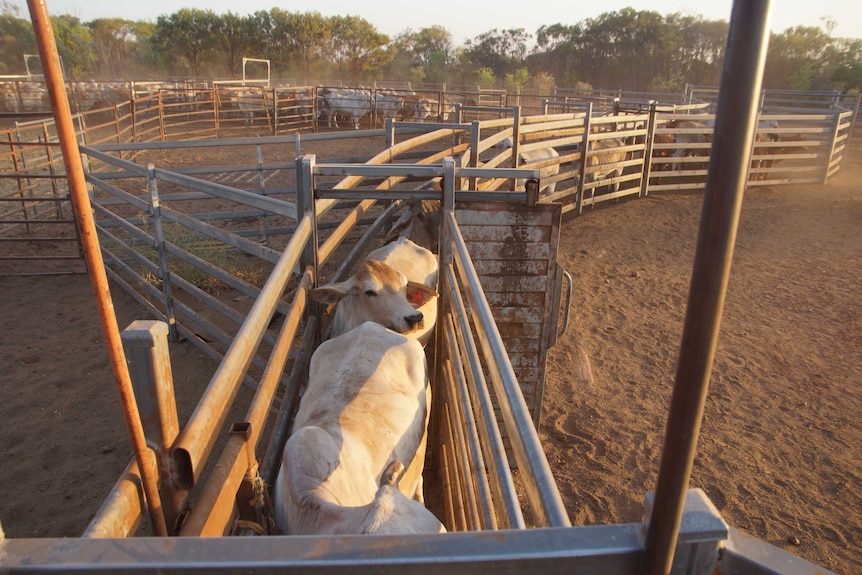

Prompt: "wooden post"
[121,320,187,534]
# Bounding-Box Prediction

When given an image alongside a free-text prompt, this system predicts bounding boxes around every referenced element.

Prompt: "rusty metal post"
[25,0,168,536]
[640,1,772,574]
[122,320,187,534]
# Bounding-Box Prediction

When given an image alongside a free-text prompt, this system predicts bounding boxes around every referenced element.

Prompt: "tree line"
[2,3,860,94]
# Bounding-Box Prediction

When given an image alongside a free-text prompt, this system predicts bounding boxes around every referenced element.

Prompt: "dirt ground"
[0,136,858,574]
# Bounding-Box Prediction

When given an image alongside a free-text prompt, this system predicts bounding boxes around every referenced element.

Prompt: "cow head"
[310,259,438,337]
[384,200,441,253]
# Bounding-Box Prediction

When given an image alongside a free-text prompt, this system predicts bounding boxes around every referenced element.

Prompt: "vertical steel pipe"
[26,0,168,537]
[640,1,773,574]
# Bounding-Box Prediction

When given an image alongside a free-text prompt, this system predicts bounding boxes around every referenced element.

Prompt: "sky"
[12,0,862,43]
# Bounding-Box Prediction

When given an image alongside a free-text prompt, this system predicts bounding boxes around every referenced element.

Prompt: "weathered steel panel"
[472,259,549,277]
[484,291,546,308]
[464,242,551,261]
[477,275,548,293]
[458,225,551,243]
[455,202,562,429]
[455,209,554,226]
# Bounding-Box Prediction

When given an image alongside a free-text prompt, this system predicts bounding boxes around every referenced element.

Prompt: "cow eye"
[364,290,377,298]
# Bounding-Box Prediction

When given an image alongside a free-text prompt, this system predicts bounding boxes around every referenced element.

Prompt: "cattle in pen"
[374,91,406,122]
[231,88,270,125]
[319,88,372,129]
[573,137,627,194]
[750,133,808,181]
[501,137,561,195]
[667,119,713,171]
[273,321,445,535]
[381,148,474,253]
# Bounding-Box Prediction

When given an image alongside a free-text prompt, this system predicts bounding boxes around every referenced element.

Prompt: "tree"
[386,26,454,86]
[153,8,217,77]
[764,26,834,90]
[530,71,555,93]
[504,67,530,91]
[408,26,453,84]
[532,23,585,88]
[284,11,331,84]
[51,15,95,79]
[211,12,254,77]
[0,7,36,75]
[463,28,530,79]
[829,38,862,92]
[329,15,390,82]
[476,66,496,88]
[125,20,158,78]
[87,18,136,78]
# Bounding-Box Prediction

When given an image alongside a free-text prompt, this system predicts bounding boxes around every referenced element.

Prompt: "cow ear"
[406,282,438,306]
[308,280,353,304]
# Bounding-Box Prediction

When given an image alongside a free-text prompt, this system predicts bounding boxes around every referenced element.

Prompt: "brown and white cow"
[309,239,438,342]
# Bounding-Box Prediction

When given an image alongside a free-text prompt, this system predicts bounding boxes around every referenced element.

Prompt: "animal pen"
[0,0,852,573]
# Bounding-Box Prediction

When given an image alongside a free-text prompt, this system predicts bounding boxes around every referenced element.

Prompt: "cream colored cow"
[273,321,445,535]
[501,137,561,195]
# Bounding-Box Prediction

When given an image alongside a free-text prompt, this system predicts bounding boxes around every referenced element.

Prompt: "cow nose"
[405,312,423,328]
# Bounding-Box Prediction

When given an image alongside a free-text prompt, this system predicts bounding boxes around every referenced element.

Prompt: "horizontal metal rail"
[171,214,313,489]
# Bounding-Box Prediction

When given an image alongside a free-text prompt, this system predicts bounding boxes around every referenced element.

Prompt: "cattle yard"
[1,106,855,573]
[1,85,857,276]
[1,1,859,572]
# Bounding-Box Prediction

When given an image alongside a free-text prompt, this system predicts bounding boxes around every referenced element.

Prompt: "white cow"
[501,137,561,195]
[573,137,627,194]
[320,88,372,129]
[410,98,434,122]
[366,236,438,346]
[227,88,268,125]
[375,92,405,122]
[309,250,438,341]
[0,83,17,112]
[274,321,445,535]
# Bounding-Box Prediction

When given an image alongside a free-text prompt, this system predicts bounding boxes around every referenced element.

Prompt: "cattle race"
[1,0,860,574]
